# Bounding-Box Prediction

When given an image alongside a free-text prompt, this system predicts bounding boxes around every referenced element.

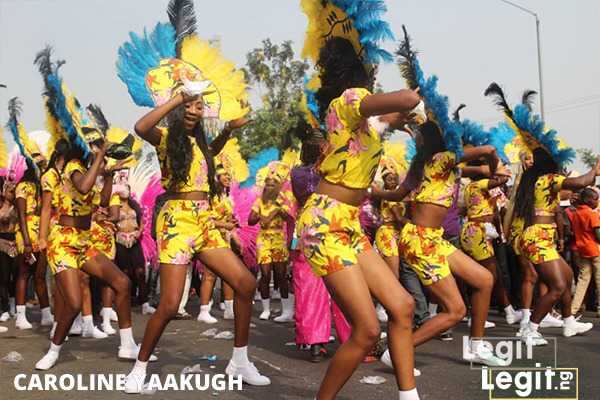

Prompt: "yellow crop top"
[464,179,494,219]
[380,200,406,225]
[318,88,382,189]
[59,160,98,217]
[156,127,209,193]
[412,151,459,208]
[15,181,39,215]
[41,168,62,209]
[534,174,566,217]
[252,198,288,231]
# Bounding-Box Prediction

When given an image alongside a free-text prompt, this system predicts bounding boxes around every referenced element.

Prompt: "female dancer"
[248,171,292,321]
[0,176,18,328]
[125,91,270,392]
[295,37,422,400]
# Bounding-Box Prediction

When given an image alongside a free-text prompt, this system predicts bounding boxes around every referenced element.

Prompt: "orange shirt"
[572,205,600,258]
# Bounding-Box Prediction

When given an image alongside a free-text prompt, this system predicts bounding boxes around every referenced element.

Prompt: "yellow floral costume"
[399,151,459,286]
[253,197,289,265]
[375,201,405,258]
[509,217,525,256]
[90,193,121,260]
[15,181,40,254]
[460,179,495,261]
[47,160,100,275]
[212,194,235,243]
[520,174,566,264]
[296,88,377,276]
[155,128,227,265]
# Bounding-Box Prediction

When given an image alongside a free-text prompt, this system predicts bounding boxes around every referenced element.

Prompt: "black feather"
[484,82,512,118]
[86,104,110,135]
[521,90,537,111]
[0,84,6,89]
[8,97,22,124]
[453,104,466,122]
[34,46,54,81]
[167,0,197,57]
[396,25,419,90]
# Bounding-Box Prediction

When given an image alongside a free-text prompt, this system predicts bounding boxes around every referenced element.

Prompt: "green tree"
[577,148,599,169]
[236,39,309,159]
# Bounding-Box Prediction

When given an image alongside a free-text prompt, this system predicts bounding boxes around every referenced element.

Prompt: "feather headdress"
[484,83,575,168]
[397,26,463,158]
[0,126,8,175]
[300,74,322,130]
[214,138,249,183]
[301,0,394,70]
[116,0,248,134]
[6,98,41,173]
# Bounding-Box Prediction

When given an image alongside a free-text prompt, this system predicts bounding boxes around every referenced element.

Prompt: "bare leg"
[480,258,511,307]
[52,270,82,345]
[531,258,570,323]
[258,263,272,299]
[518,255,538,309]
[383,255,400,279]
[200,269,216,305]
[273,262,289,298]
[15,256,30,305]
[34,253,50,308]
[79,271,93,317]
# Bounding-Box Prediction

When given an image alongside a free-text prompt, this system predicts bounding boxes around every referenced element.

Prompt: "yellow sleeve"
[109,194,121,207]
[333,88,372,131]
[551,174,566,191]
[477,179,491,190]
[433,151,458,170]
[15,182,31,200]
[64,160,86,182]
[41,170,58,193]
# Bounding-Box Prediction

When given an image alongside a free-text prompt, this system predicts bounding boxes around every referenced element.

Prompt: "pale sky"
[1,0,599,172]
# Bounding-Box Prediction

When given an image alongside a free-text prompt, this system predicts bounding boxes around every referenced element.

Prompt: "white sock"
[131,359,148,376]
[231,346,249,366]
[102,308,112,325]
[504,305,516,314]
[564,316,575,326]
[529,322,539,332]
[261,299,270,312]
[399,388,420,400]
[470,339,484,353]
[428,303,438,317]
[200,305,211,314]
[74,313,83,325]
[16,305,26,317]
[224,300,234,313]
[82,315,94,331]
[521,309,531,322]
[49,342,62,354]
[41,307,53,319]
[119,327,137,348]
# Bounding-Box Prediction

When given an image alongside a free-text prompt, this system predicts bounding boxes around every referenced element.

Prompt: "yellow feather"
[0,126,8,170]
[374,141,409,186]
[281,148,300,169]
[215,138,249,183]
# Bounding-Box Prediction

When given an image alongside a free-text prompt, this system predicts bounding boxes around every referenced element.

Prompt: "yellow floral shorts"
[520,224,559,265]
[398,222,455,286]
[375,224,400,258]
[296,193,372,277]
[90,222,116,260]
[460,221,495,262]
[47,225,99,275]
[257,230,288,264]
[157,199,228,265]
[16,215,40,254]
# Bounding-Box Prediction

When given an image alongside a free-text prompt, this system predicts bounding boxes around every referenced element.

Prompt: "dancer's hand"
[226,117,252,131]
[495,164,512,178]
[594,157,600,176]
[38,238,47,252]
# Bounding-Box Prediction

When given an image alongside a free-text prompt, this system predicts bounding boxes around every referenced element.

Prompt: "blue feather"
[239,147,280,189]
[405,136,416,163]
[460,117,515,164]
[116,22,176,107]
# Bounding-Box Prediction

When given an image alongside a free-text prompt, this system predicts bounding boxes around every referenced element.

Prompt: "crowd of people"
[1,1,599,399]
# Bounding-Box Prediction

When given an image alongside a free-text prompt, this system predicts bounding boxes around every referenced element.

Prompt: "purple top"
[291,165,321,208]
[442,181,461,238]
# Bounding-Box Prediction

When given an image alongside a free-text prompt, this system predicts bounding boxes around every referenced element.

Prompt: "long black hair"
[514,148,559,227]
[315,37,374,122]
[46,139,70,174]
[405,121,447,188]
[166,105,217,198]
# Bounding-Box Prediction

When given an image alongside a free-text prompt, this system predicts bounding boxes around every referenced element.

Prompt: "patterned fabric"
[15,215,40,254]
[534,174,566,217]
[251,198,288,231]
[256,231,288,264]
[296,193,372,277]
[318,88,383,189]
[90,221,116,260]
[47,225,98,275]
[15,181,38,214]
[41,168,62,209]
[156,127,209,193]
[464,179,494,219]
[156,199,228,265]
[212,194,235,242]
[412,152,459,208]
[379,200,405,224]
[460,221,495,261]
[375,224,400,258]
[509,217,525,256]
[59,160,98,216]
[520,223,560,264]
[398,222,455,286]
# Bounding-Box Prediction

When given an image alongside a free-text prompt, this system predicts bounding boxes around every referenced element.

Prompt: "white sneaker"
[0,326,7,333]
[83,325,109,339]
[223,310,235,320]
[506,310,523,325]
[225,361,271,386]
[35,351,59,370]
[520,328,548,346]
[540,314,564,328]
[376,304,388,323]
[274,312,294,323]
[464,346,509,367]
[15,317,33,330]
[467,318,496,329]
[118,344,158,362]
[69,320,82,335]
[124,371,146,394]
[259,310,270,320]
[0,312,10,322]
[380,349,421,376]
[563,321,593,338]
[102,323,116,335]
[142,303,156,315]
[110,309,118,322]
[197,311,218,324]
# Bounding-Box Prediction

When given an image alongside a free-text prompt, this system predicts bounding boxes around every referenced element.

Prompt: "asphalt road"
[1,300,598,400]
